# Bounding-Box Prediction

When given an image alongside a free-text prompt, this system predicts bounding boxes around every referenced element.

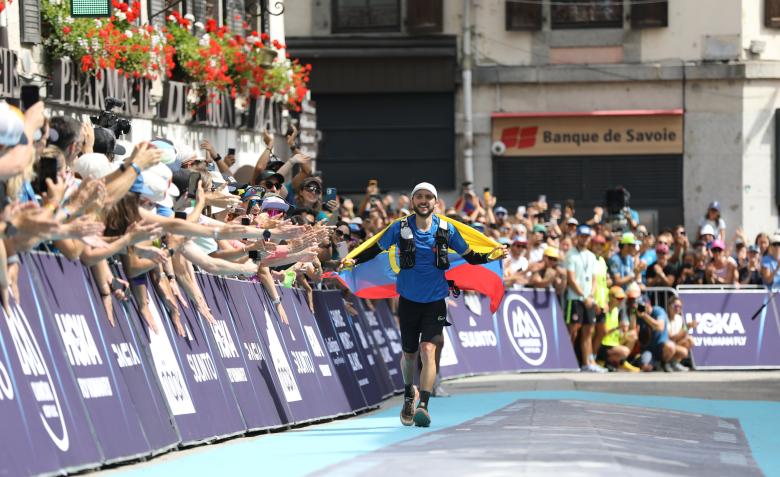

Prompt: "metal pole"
[462,0,475,184]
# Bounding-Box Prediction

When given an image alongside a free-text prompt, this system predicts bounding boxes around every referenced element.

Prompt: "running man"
[342,182,505,427]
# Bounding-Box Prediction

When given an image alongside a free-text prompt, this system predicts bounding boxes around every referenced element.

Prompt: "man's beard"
[413,203,433,218]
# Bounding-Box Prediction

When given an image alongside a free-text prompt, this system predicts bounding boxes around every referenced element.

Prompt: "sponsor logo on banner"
[685,312,747,347]
[458,294,498,349]
[502,294,547,366]
[4,304,69,451]
[263,308,302,402]
[146,296,196,416]
[55,313,113,399]
[439,327,459,367]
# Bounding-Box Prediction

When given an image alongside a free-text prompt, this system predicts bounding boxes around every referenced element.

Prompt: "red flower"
[63,26,71,34]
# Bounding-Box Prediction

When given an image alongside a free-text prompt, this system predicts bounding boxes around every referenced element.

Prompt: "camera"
[637,303,646,313]
[606,186,631,231]
[90,97,131,138]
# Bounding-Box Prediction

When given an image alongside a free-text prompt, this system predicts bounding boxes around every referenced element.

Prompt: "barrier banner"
[372,301,405,391]
[198,275,282,430]
[79,266,179,454]
[352,301,396,398]
[311,291,369,412]
[243,285,317,423]
[12,256,104,472]
[283,288,353,418]
[442,290,578,378]
[677,290,780,368]
[0,301,65,477]
[361,300,404,392]
[146,288,246,444]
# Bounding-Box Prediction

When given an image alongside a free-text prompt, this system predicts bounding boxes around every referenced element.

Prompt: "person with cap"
[93,127,127,161]
[698,223,716,246]
[595,286,640,372]
[740,244,763,285]
[529,246,566,294]
[294,176,330,222]
[704,239,738,284]
[564,217,579,238]
[0,101,43,180]
[488,205,512,240]
[699,201,726,242]
[564,225,605,372]
[608,232,644,289]
[646,242,677,287]
[528,223,548,266]
[341,182,505,427]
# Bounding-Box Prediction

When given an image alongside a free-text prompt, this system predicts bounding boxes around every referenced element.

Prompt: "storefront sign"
[49,58,154,118]
[297,99,318,159]
[492,110,683,156]
[0,47,20,100]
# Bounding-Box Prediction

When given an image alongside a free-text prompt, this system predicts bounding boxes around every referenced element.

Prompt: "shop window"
[407,0,442,33]
[332,0,401,33]
[766,0,780,28]
[551,0,623,29]
[631,0,667,28]
[506,0,542,31]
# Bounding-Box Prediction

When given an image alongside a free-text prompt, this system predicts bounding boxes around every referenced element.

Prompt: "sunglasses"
[305,185,321,194]
[263,181,281,190]
[266,208,285,218]
[772,242,780,246]
[335,229,347,237]
[676,230,686,235]
[512,243,526,248]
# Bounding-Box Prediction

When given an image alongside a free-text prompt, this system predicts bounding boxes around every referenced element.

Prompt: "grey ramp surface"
[312,399,762,477]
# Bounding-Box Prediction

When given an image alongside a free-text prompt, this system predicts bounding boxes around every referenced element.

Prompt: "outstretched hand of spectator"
[81,122,95,154]
[127,219,163,244]
[264,128,275,147]
[134,244,168,264]
[11,206,59,238]
[56,216,105,239]
[67,179,107,218]
[199,139,218,160]
[286,124,298,147]
[128,142,164,170]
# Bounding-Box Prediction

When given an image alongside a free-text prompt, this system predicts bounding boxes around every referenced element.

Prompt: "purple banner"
[13,256,104,472]
[372,300,405,392]
[283,288,353,418]
[352,301,396,399]
[441,289,578,378]
[145,287,245,444]
[198,275,281,430]
[311,291,370,412]
[677,290,780,368]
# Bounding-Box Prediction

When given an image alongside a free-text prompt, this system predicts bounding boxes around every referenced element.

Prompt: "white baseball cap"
[74,153,118,180]
[411,182,438,199]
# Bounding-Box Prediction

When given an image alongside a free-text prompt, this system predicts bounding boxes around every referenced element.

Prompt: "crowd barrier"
[0,253,579,476]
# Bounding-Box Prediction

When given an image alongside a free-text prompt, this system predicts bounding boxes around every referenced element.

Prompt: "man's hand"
[204,191,241,209]
[81,122,95,154]
[286,124,298,147]
[200,139,218,160]
[339,257,356,270]
[289,153,311,166]
[264,128,274,147]
[128,142,164,170]
[127,219,163,244]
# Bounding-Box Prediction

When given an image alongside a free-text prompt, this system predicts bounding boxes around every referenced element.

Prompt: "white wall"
[741,0,780,61]
[282,0,311,36]
[472,0,533,66]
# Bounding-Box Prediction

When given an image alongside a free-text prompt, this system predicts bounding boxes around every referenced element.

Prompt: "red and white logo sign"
[501,126,539,149]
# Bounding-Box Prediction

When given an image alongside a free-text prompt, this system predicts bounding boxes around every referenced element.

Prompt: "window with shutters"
[505,0,542,31]
[148,0,181,27]
[19,0,42,44]
[406,0,442,33]
[766,0,780,28]
[551,0,623,29]
[223,0,245,32]
[631,0,667,28]
[332,0,401,33]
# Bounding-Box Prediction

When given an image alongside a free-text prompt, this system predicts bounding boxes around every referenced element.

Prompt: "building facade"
[286,0,780,238]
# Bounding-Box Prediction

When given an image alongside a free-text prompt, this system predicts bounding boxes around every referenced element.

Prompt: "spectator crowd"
[2,99,776,377]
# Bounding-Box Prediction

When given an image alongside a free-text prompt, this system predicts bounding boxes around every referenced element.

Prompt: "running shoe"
[662,362,675,373]
[620,361,641,373]
[432,375,450,398]
[413,406,431,427]
[671,361,690,372]
[400,385,418,426]
[581,363,608,373]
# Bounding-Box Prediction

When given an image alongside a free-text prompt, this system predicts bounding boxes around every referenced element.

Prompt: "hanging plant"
[41,0,166,80]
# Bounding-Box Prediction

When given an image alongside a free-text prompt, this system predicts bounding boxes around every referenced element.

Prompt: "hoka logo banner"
[685,312,747,347]
[4,304,70,451]
[501,126,538,149]
[502,295,547,366]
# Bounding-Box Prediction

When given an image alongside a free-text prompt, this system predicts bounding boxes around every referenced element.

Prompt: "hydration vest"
[398,216,451,270]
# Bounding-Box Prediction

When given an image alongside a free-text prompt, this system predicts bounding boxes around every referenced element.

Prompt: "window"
[332,0,401,33]
[766,0,780,28]
[407,0,442,34]
[506,0,542,31]
[551,0,623,29]
[631,0,667,28]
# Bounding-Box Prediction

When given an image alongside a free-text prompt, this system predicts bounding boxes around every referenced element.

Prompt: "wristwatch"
[271,297,282,306]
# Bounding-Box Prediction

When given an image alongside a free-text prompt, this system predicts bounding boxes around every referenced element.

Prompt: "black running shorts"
[398,296,448,353]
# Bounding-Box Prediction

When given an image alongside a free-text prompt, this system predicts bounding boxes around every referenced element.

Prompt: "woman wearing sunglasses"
[294,176,330,222]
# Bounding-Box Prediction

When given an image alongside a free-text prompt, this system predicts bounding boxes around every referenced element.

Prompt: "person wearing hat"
[608,232,644,289]
[698,223,716,246]
[563,225,605,372]
[646,242,677,287]
[341,182,506,428]
[293,176,330,222]
[740,244,763,285]
[595,286,640,372]
[699,201,726,242]
[760,232,780,289]
[564,217,579,238]
[489,205,512,240]
[704,239,737,284]
[93,127,127,161]
[503,237,529,289]
[528,223,548,265]
[529,246,566,294]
